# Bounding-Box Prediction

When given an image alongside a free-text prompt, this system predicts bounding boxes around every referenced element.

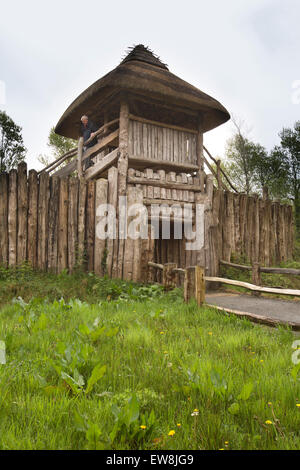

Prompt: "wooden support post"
[162,263,177,290]
[77,137,84,177]
[197,115,204,192]
[251,261,261,297]
[0,172,8,267]
[184,265,205,306]
[117,100,129,278]
[216,159,222,189]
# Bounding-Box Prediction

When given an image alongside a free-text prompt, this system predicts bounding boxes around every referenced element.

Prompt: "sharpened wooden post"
[163,263,177,290]
[184,265,205,306]
[251,262,261,297]
[77,137,84,178]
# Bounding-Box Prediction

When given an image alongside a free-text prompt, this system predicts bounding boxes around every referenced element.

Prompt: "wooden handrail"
[83,118,119,146]
[203,146,238,193]
[205,276,300,296]
[38,147,77,175]
[220,259,300,276]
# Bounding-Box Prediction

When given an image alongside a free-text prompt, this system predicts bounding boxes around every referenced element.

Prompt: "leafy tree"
[0,110,26,172]
[274,121,300,235]
[47,126,76,158]
[38,127,76,168]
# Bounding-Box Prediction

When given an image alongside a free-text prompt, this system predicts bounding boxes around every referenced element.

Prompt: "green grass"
[1,266,300,450]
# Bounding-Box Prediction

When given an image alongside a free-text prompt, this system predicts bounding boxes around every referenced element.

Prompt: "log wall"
[128,119,197,165]
[0,163,295,280]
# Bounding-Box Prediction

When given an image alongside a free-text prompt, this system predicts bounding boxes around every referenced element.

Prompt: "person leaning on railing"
[80,115,98,170]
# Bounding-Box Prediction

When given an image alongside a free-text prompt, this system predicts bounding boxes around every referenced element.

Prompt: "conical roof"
[55,45,230,139]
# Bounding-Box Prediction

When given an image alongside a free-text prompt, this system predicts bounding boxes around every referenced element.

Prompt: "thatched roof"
[55,45,230,139]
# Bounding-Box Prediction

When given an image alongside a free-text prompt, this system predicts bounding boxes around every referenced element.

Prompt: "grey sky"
[0,0,299,170]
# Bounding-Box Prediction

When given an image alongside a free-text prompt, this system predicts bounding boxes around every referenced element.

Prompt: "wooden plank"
[27,170,38,268]
[37,172,49,270]
[129,114,198,134]
[94,178,108,276]
[128,155,199,173]
[68,177,79,273]
[0,173,8,267]
[17,162,28,265]
[58,177,68,272]
[47,176,60,272]
[132,186,143,282]
[85,148,119,180]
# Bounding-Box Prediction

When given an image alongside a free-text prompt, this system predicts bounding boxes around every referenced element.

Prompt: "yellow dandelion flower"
[177,423,181,427]
[168,430,175,436]
[208,332,213,335]
[296,404,300,407]
[260,360,264,363]
[267,402,272,406]
[225,441,229,445]
[160,331,165,335]
[193,408,199,412]
[140,425,146,430]
[219,448,224,450]
[265,420,273,425]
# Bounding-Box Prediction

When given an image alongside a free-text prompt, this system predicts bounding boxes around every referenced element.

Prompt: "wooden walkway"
[206,292,300,330]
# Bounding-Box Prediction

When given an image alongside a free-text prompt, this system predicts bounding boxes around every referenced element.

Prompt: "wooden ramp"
[206,292,300,330]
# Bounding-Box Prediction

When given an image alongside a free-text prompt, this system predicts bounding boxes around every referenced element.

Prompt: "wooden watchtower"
[53,45,230,281]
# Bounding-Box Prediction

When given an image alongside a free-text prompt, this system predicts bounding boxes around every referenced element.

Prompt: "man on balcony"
[80,115,98,169]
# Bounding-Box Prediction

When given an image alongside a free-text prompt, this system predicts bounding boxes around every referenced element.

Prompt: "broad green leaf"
[228,402,240,415]
[237,382,254,401]
[127,394,140,424]
[85,364,106,394]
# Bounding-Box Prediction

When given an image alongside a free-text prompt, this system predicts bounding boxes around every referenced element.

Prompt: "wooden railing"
[148,261,300,305]
[39,118,119,178]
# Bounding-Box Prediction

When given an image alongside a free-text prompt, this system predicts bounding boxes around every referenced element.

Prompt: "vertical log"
[184,265,205,306]
[197,115,204,192]
[37,172,50,271]
[251,262,261,297]
[68,177,79,273]
[86,180,96,273]
[0,172,8,267]
[77,137,84,177]
[17,162,28,265]
[163,263,177,290]
[58,177,69,273]
[47,176,60,272]
[106,166,118,278]
[27,170,38,268]
[123,184,135,281]
[117,100,129,279]
[78,179,87,268]
[132,186,144,282]
[8,169,17,267]
[94,178,108,276]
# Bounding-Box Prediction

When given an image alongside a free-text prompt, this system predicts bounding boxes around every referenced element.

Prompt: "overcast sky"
[0,0,299,170]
